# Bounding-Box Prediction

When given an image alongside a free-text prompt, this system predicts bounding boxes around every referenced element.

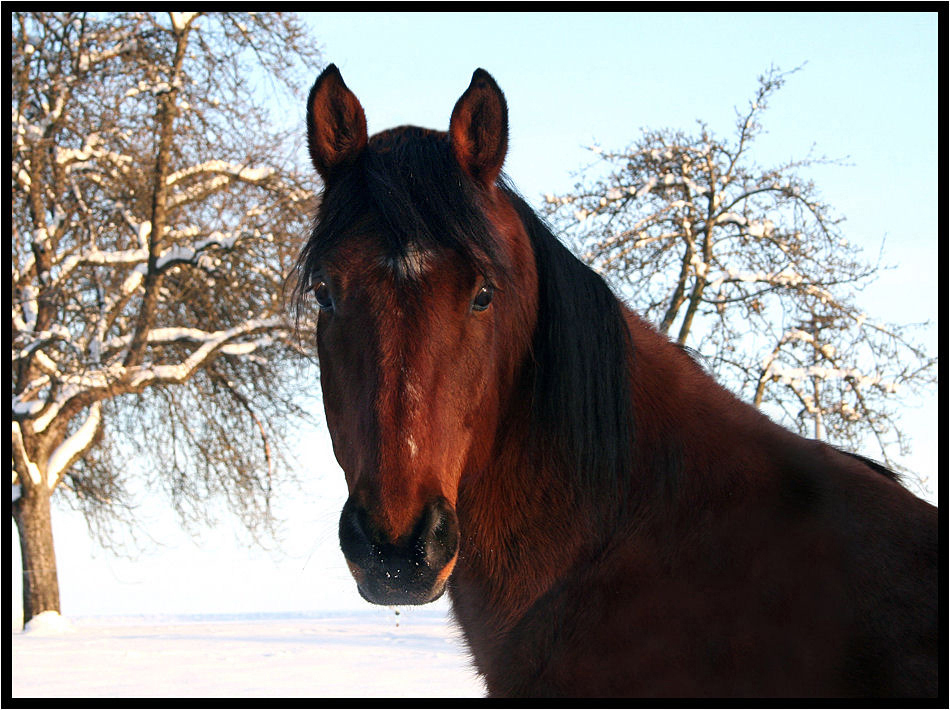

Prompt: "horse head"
[301,65,537,604]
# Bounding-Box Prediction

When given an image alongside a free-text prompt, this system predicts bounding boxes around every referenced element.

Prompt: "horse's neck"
[450,308,767,639]
[452,368,595,633]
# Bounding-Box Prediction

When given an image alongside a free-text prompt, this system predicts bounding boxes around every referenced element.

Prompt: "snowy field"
[12,608,486,698]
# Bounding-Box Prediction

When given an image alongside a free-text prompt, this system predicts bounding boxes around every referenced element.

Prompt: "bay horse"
[295,64,938,698]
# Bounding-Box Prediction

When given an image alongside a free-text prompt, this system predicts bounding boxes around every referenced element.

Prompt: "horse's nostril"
[419,498,460,570]
[339,498,374,563]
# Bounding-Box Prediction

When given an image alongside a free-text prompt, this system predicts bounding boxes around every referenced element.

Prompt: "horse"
[294,64,938,698]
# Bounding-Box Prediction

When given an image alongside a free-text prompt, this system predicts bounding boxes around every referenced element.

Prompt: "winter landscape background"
[12,12,937,699]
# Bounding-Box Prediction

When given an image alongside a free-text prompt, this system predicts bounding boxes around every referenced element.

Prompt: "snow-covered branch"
[76,32,142,72]
[765,360,899,393]
[101,322,280,353]
[125,317,290,388]
[54,132,134,174]
[46,402,102,489]
[51,245,150,290]
[12,422,43,486]
[154,230,244,270]
[169,12,200,32]
[12,316,294,432]
[165,161,280,210]
[165,160,275,187]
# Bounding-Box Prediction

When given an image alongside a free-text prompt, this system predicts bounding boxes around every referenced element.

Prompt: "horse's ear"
[449,69,508,188]
[307,64,368,183]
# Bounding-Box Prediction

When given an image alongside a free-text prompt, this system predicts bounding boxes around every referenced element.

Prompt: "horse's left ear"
[449,69,508,188]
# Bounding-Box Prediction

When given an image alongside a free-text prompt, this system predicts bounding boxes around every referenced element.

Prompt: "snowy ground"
[12,608,486,698]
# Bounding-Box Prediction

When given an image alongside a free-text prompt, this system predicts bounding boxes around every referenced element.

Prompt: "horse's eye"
[472,284,494,312]
[313,281,334,311]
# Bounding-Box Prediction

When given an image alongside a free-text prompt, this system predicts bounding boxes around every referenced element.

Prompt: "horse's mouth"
[346,549,458,606]
[355,577,448,606]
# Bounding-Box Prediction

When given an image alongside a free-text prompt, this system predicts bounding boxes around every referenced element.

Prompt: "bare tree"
[11,12,322,623]
[543,66,935,481]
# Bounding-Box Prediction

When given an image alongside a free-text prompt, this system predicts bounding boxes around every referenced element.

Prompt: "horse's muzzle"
[339,495,460,605]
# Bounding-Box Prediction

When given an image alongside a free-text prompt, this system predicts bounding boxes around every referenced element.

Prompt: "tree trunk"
[676,280,705,345]
[12,484,61,625]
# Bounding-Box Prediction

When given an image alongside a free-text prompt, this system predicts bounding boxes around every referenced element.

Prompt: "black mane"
[500,181,636,522]
[837,448,901,482]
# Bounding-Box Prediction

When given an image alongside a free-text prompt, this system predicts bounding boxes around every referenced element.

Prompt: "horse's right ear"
[450,68,508,188]
[307,64,368,184]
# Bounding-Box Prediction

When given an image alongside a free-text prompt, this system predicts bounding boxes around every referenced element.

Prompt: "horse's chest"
[449,544,853,697]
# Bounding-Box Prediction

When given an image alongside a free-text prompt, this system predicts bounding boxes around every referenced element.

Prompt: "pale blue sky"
[12,11,939,620]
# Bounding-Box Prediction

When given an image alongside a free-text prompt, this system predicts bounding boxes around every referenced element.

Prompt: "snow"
[165,160,275,188]
[717,211,747,227]
[689,253,708,278]
[235,166,275,182]
[220,336,273,356]
[154,231,241,270]
[766,361,900,393]
[12,399,45,418]
[21,611,75,636]
[12,609,486,698]
[636,176,657,198]
[121,264,146,295]
[747,219,774,238]
[137,220,152,246]
[20,285,38,330]
[170,12,199,31]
